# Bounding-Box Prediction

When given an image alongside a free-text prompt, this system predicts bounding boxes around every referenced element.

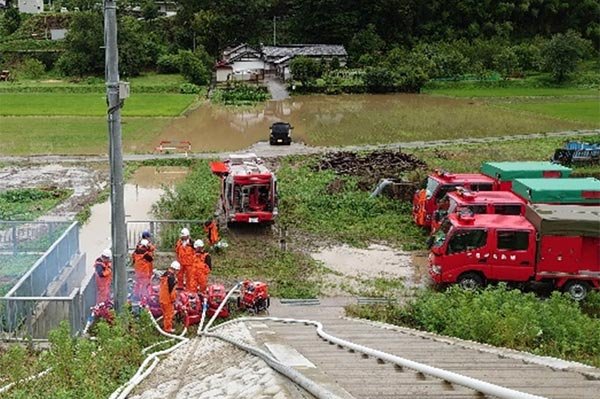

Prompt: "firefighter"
[203,219,220,246]
[94,248,112,305]
[132,239,153,300]
[175,227,194,289]
[159,261,180,333]
[139,230,156,253]
[190,239,212,293]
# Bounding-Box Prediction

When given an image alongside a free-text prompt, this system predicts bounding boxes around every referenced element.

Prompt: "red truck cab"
[431,189,526,232]
[211,153,278,225]
[429,205,600,300]
[413,170,496,228]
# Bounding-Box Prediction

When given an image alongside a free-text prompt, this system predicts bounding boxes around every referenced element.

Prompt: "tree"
[141,0,160,20]
[348,24,384,65]
[493,46,518,79]
[542,31,592,82]
[56,11,104,76]
[2,6,21,35]
[178,50,211,85]
[363,67,394,93]
[290,56,321,86]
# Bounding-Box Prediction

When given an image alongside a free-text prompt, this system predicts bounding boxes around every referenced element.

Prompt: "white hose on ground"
[141,339,174,355]
[0,367,52,394]
[202,282,240,333]
[206,331,343,399]
[209,317,548,399]
[197,297,208,335]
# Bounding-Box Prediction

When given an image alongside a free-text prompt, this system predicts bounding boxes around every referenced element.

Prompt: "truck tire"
[457,273,484,290]
[562,280,590,301]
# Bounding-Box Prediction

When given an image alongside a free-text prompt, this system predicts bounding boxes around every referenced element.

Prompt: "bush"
[290,56,321,86]
[179,82,201,94]
[19,58,46,80]
[347,285,600,367]
[178,50,210,85]
[157,53,180,74]
[363,67,394,93]
[212,83,269,105]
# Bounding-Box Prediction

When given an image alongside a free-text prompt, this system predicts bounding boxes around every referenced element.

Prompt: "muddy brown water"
[79,166,185,275]
[155,94,470,152]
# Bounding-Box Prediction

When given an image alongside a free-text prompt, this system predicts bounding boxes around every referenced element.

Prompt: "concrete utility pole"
[104,0,127,312]
[273,16,277,46]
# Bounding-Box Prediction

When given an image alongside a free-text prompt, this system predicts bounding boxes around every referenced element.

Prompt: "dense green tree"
[363,67,394,92]
[290,56,321,86]
[348,24,385,65]
[2,6,21,35]
[493,46,518,79]
[542,31,592,82]
[178,50,211,85]
[141,0,160,20]
[56,11,104,76]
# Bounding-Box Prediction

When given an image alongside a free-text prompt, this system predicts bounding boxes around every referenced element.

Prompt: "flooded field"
[156,94,585,152]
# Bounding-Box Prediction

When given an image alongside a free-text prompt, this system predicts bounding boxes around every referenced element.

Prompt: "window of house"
[494,204,522,215]
[497,230,529,251]
[447,229,487,254]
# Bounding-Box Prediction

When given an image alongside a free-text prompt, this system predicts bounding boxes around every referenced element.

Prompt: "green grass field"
[424,86,598,98]
[0,93,196,117]
[0,116,169,154]
[502,99,600,125]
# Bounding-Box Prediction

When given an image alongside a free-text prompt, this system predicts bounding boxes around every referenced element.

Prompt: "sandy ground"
[130,323,310,399]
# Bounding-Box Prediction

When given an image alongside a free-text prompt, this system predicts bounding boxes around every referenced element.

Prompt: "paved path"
[265,77,290,100]
[1,129,597,164]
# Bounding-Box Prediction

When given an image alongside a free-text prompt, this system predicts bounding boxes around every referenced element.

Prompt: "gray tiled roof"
[261,44,347,58]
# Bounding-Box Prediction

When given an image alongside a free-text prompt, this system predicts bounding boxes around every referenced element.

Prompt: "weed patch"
[346,285,600,367]
[0,311,163,399]
[211,84,269,105]
[0,188,71,220]
[278,156,427,249]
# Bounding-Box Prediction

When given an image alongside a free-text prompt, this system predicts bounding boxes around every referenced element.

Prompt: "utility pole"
[273,16,276,46]
[104,0,127,312]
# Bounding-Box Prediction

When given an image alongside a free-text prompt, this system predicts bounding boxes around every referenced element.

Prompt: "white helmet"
[101,248,112,259]
[170,261,181,270]
[180,228,190,237]
[140,239,150,247]
[193,239,204,249]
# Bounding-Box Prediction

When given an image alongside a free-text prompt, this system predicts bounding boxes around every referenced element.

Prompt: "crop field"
[502,99,600,125]
[0,116,170,155]
[0,93,196,117]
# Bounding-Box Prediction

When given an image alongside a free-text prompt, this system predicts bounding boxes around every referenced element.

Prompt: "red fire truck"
[431,189,526,232]
[414,162,572,229]
[413,170,496,228]
[211,153,278,225]
[428,204,600,300]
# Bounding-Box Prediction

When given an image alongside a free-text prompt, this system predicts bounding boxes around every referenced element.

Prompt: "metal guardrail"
[0,221,84,338]
[126,219,203,251]
[0,221,69,255]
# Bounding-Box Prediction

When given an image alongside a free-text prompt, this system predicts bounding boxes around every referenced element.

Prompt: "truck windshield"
[425,178,439,199]
[432,220,452,248]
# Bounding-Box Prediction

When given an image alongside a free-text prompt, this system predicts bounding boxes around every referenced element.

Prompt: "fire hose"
[208,317,548,399]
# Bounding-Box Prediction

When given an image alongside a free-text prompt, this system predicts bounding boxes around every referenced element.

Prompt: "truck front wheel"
[562,280,590,301]
[457,273,484,290]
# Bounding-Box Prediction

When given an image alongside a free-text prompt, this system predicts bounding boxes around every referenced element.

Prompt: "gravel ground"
[130,323,311,399]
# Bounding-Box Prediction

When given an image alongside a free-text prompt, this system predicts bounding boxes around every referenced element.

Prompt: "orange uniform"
[175,239,194,289]
[159,269,177,332]
[204,221,220,246]
[189,252,211,293]
[132,245,153,299]
[94,257,112,304]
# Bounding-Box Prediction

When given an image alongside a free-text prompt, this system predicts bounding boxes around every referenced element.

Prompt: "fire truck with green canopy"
[480,161,571,190]
[429,204,600,300]
[511,178,600,205]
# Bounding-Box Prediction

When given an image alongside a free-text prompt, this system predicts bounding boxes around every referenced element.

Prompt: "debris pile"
[315,150,426,200]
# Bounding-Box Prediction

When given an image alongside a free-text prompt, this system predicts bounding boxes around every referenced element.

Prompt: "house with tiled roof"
[216,43,347,82]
